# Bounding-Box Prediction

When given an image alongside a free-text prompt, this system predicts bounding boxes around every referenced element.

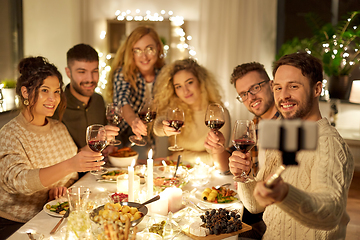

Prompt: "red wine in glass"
[232,139,255,153]
[169,120,184,131]
[86,124,108,175]
[138,111,157,123]
[232,120,256,182]
[167,108,185,151]
[205,120,225,131]
[88,140,107,152]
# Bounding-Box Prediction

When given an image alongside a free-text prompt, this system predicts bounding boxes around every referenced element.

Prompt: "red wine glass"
[129,98,157,146]
[106,103,122,145]
[231,120,256,182]
[205,103,225,131]
[86,124,108,175]
[167,108,185,151]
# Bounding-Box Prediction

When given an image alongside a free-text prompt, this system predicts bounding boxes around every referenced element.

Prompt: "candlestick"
[128,159,135,202]
[147,149,154,199]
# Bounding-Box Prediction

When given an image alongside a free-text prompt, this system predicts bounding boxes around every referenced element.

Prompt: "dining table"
[8,160,250,240]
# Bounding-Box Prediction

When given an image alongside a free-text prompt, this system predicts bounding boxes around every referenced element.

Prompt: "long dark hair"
[16,56,66,121]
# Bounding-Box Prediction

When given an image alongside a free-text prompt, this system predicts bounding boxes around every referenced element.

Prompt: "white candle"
[149,192,168,215]
[128,159,136,202]
[147,149,154,199]
[166,187,183,213]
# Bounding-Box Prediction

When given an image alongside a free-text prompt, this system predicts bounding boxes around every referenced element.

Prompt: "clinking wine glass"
[106,103,122,145]
[232,120,256,182]
[86,124,108,175]
[167,108,185,151]
[129,98,157,146]
[205,103,225,151]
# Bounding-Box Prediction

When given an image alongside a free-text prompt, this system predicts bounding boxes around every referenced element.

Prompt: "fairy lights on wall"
[95,9,196,94]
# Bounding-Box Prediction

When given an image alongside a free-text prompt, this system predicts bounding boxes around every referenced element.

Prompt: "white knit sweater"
[237,118,354,240]
[0,113,78,222]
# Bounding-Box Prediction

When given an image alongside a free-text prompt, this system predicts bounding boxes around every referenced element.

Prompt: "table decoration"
[147,149,154,200]
[149,192,168,216]
[163,187,183,213]
[117,174,141,201]
[189,158,212,186]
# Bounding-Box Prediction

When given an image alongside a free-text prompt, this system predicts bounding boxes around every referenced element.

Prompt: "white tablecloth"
[8,169,243,240]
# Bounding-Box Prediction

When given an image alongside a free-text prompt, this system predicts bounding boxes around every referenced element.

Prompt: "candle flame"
[162,160,167,166]
[148,149,153,159]
[131,159,136,167]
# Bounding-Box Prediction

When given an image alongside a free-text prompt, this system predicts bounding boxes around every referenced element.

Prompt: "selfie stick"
[258,120,317,188]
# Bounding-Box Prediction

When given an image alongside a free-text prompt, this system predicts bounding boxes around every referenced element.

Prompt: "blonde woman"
[106,26,165,156]
[153,59,231,172]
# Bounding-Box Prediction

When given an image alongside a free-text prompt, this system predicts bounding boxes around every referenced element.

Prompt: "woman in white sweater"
[153,59,231,172]
[0,57,104,239]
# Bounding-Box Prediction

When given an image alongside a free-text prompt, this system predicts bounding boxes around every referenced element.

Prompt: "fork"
[189,200,211,211]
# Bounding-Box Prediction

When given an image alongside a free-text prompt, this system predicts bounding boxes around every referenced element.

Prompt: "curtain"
[197,0,277,127]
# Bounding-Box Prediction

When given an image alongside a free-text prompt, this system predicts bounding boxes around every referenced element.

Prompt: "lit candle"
[128,159,136,202]
[150,191,168,215]
[147,149,154,199]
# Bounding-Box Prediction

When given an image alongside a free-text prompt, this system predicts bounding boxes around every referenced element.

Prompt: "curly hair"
[230,62,270,87]
[16,56,66,121]
[273,52,323,87]
[153,58,224,138]
[105,26,165,102]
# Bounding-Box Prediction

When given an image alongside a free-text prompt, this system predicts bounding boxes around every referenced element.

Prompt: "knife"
[173,155,181,178]
[50,208,70,234]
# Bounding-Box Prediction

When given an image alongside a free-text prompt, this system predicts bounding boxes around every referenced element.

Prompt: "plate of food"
[194,186,239,205]
[98,169,128,182]
[43,199,69,217]
[153,166,189,192]
[154,159,193,169]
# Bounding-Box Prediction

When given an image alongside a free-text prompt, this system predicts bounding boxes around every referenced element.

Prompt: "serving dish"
[194,188,240,206]
[153,166,189,192]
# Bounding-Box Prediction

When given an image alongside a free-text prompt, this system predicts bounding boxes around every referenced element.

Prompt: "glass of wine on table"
[106,103,122,145]
[167,107,185,151]
[231,120,256,182]
[86,124,108,175]
[129,98,157,146]
[205,103,225,150]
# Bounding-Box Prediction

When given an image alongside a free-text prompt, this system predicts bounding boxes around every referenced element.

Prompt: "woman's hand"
[229,151,252,181]
[131,117,147,138]
[48,186,67,201]
[70,150,104,172]
[253,177,289,207]
[204,131,225,154]
[162,120,182,136]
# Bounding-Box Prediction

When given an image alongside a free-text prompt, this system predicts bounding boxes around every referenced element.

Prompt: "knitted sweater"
[0,113,78,223]
[237,118,354,240]
[153,108,231,166]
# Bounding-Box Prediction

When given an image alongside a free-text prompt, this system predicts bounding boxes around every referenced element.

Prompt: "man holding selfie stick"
[229,52,354,240]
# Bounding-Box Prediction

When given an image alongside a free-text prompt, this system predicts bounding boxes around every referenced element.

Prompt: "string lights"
[95,9,196,94]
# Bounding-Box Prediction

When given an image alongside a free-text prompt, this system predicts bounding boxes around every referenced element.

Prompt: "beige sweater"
[237,118,354,240]
[0,113,78,222]
[154,108,231,166]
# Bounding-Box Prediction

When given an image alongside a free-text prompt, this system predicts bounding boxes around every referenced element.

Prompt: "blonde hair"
[154,58,224,139]
[105,26,165,102]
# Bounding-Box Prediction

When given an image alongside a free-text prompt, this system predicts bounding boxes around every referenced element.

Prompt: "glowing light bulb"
[187,36,192,41]
[115,10,120,16]
[136,9,140,13]
[161,10,165,14]
[168,11,173,15]
[126,10,131,14]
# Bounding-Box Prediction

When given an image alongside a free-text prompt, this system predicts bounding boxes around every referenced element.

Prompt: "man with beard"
[229,52,354,240]
[54,44,118,152]
[205,62,278,238]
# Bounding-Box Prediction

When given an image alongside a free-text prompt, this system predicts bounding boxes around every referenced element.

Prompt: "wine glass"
[205,103,225,131]
[106,103,122,145]
[167,108,185,151]
[86,124,108,175]
[205,103,226,152]
[231,120,256,182]
[129,98,157,146]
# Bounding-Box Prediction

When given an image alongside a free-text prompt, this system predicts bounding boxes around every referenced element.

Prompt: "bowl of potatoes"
[90,201,147,227]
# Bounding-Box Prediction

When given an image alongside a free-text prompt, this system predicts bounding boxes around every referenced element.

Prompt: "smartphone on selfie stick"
[258,120,318,188]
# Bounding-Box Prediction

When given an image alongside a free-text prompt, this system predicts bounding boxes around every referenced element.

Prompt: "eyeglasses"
[236,80,269,103]
[133,46,156,57]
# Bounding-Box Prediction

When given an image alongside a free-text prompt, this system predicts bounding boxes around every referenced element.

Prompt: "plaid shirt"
[228,111,280,176]
[112,67,160,133]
